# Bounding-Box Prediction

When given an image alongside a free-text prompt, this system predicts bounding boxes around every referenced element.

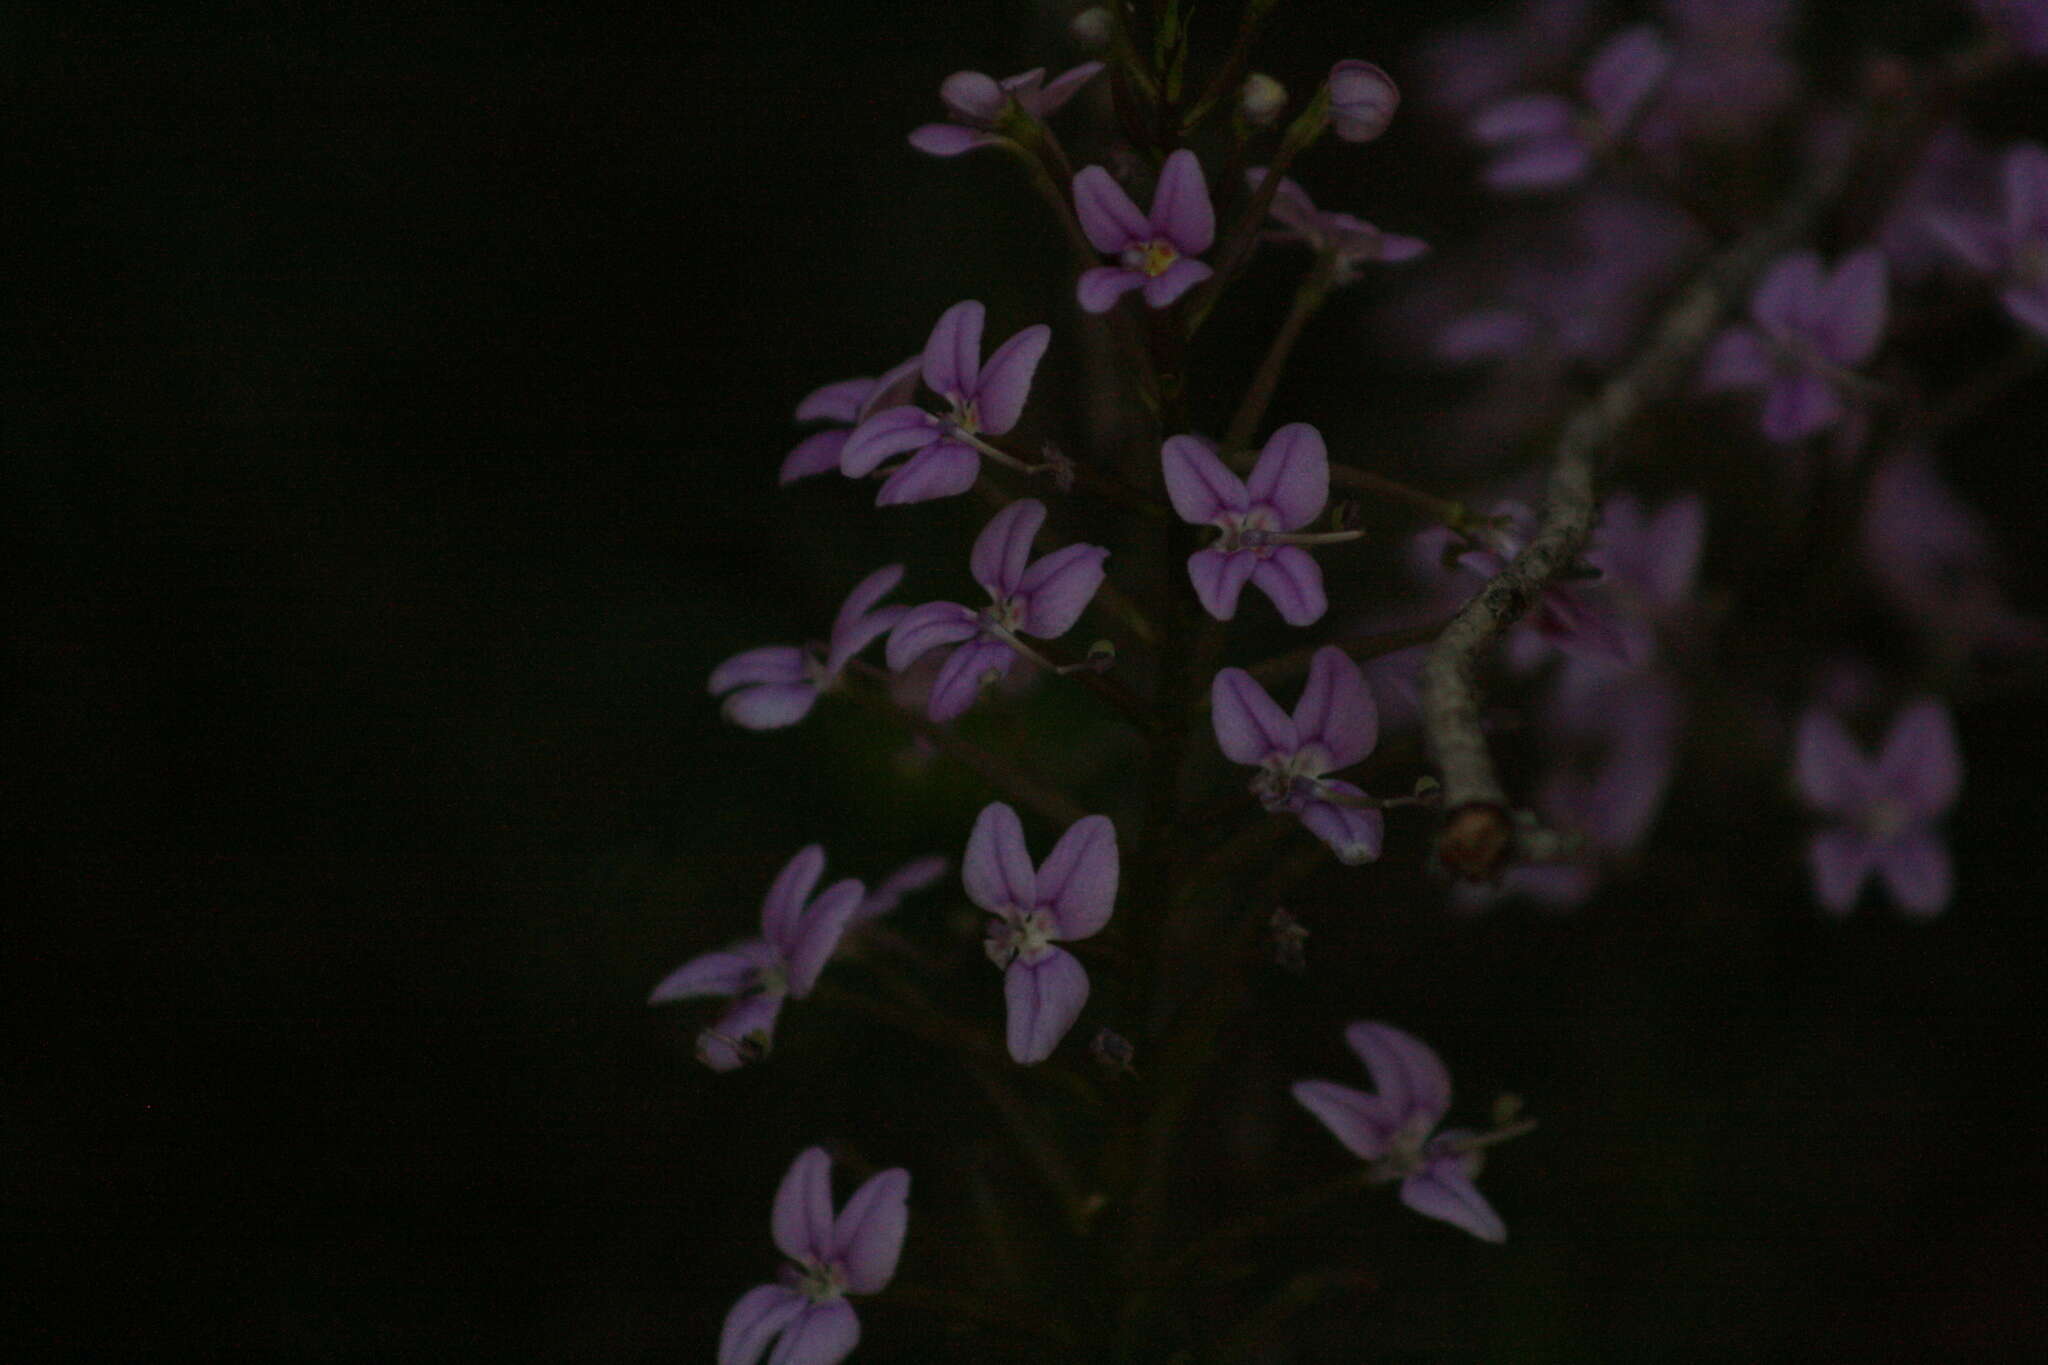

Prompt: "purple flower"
[1211,647,1384,864]
[709,565,910,730]
[1860,451,2043,658]
[1469,24,1672,191]
[1795,700,1962,917]
[886,499,1108,723]
[1163,424,1335,626]
[1073,149,1216,312]
[1424,503,1637,668]
[1414,0,1598,117]
[1973,0,2048,58]
[779,357,922,485]
[718,1146,909,1365]
[1925,143,2048,338]
[648,846,864,1071]
[1584,492,1706,664]
[848,855,950,929]
[1326,60,1401,143]
[841,301,1051,505]
[1292,1022,1508,1243]
[964,802,1119,1064]
[1700,248,1889,443]
[1246,169,1429,285]
[907,63,1103,157]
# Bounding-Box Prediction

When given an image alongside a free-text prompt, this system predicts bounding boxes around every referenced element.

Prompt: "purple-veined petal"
[965,801,1038,915]
[1809,828,1875,915]
[794,377,875,425]
[938,70,1005,122]
[1298,790,1385,865]
[1161,434,1248,523]
[1583,24,1670,127]
[1795,708,1875,816]
[1004,947,1089,1064]
[1141,257,1213,308]
[1150,148,1215,253]
[761,845,828,953]
[841,406,940,477]
[1212,667,1299,763]
[1400,1165,1507,1243]
[1035,61,1105,116]
[1482,136,1592,191]
[1344,1021,1453,1129]
[1699,326,1772,390]
[1036,814,1119,941]
[711,646,808,696]
[2003,142,2048,239]
[780,429,851,485]
[831,1168,910,1294]
[1015,543,1109,638]
[1250,547,1329,626]
[972,498,1047,598]
[1815,248,1889,364]
[1759,370,1842,442]
[1293,646,1376,771]
[771,1146,837,1263]
[767,1299,859,1365]
[698,992,784,1073]
[972,323,1051,435]
[784,878,864,998]
[1073,165,1152,252]
[1246,423,1329,530]
[1290,1079,1398,1160]
[723,683,820,730]
[908,123,1000,156]
[1187,547,1258,621]
[885,601,979,673]
[719,1284,807,1365]
[927,637,1015,723]
[1077,266,1148,314]
[922,300,985,404]
[875,441,981,506]
[1876,831,1953,917]
[1752,252,1825,338]
[1469,93,1575,145]
[1876,699,1962,818]
[648,941,769,1005]
[1328,59,1400,142]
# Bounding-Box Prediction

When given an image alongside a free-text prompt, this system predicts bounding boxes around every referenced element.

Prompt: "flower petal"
[1814,248,1888,364]
[938,69,1005,121]
[780,429,851,485]
[1698,326,1772,391]
[1034,61,1104,116]
[922,300,985,404]
[1752,252,1825,338]
[1583,24,1669,127]
[1293,646,1376,771]
[1077,266,1148,314]
[1150,148,1215,253]
[875,441,981,506]
[719,1284,806,1365]
[1875,699,1961,818]
[1004,947,1089,1064]
[648,942,769,1005]
[1759,370,1842,442]
[1140,256,1213,308]
[1876,831,1953,918]
[761,845,827,953]
[1794,708,1875,816]
[794,377,874,424]
[1073,165,1151,253]
[1250,547,1328,626]
[908,123,1000,156]
[1298,791,1384,865]
[841,406,940,478]
[825,564,907,676]
[851,855,949,926]
[1400,1164,1507,1242]
[1211,667,1299,763]
[784,878,864,998]
[967,501,1042,601]
[710,646,808,696]
[1290,1079,1398,1160]
[1246,422,1329,530]
[698,992,784,1072]
[1036,814,1119,941]
[722,683,820,730]
[831,1168,910,1294]
[771,1147,837,1263]
[972,324,1051,435]
[1161,434,1248,523]
[965,802,1038,915]
[1809,828,1874,916]
[1482,136,1592,191]
[767,1300,859,1365]
[1015,543,1109,639]
[1469,93,1574,145]
[927,637,1015,723]
[885,601,979,672]
[1344,1021,1452,1129]
[1187,547,1257,621]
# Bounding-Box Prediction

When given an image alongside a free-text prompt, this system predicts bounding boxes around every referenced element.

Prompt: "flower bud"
[1070,7,1112,49]
[1327,59,1399,143]
[1238,72,1287,128]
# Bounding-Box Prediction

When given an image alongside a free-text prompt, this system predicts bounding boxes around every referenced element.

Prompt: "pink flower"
[907,63,1103,157]
[1794,700,1962,917]
[1072,149,1216,312]
[1211,648,1384,864]
[1700,249,1889,443]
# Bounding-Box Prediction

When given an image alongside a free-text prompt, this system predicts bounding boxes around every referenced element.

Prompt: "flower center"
[949,397,982,437]
[793,1256,849,1303]
[981,595,1024,635]
[1862,798,1910,840]
[1249,753,1323,812]
[1214,511,1280,557]
[984,907,1056,967]
[1122,238,1180,278]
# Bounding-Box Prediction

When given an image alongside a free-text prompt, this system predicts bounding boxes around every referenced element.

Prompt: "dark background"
[11,2,2048,1360]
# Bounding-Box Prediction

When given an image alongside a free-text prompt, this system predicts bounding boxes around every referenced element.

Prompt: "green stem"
[1184,85,1329,337]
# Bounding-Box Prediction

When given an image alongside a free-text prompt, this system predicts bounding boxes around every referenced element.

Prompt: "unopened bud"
[1070,7,1112,49]
[1086,639,1117,672]
[1327,60,1399,143]
[1269,907,1310,974]
[1090,1027,1137,1075]
[1239,73,1287,128]
[1490,1092,1524,1127]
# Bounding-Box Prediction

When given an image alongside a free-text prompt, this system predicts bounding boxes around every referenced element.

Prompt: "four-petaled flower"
[718,1146,909,1365]
[841,300,1051,505]
[1292,1021,1508,1242]
[1073,148,1216,313]
[1211,647,1384,864]
[649,846,864,1071]
[779,357,922,485]
[1794,699,1962,917]
[964,802,1119,1064]
[1469,24,1671,191]
[1247,169,1428,285]
[1699,248,1888,443]
[1926,142,2048,339]
[709,565,910,730]
[1164,424,1335,626]
[908,63,1104,157]
[1424,503,1637,668]
[886,499,1108,723]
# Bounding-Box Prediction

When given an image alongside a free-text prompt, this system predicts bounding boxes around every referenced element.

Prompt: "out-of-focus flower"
[1419,503,1637,668]
[1326,60,1401,142]
[1860,451,2043,659]
[710,565,910,730]
[1700,249,1889,443]
[1239,73,1288,128]
[1468,24,1672,192]
[1925,143,2048,338]
[1073,149,1216,312]
[1414,0,1598,117]
[1972,0,2048,59]
[1636,0,1798,155]
[1585,491,1706,664]
[1212,647,1385,864]
[780,358,921,485]
[1247,169,1429,284]
[718,1147,908,1365]
[1794,699,1962,917]
[1164,423,1337,626]
[848,855,950,929]
[964,802,1119,1064]
[908,63,1103,157]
